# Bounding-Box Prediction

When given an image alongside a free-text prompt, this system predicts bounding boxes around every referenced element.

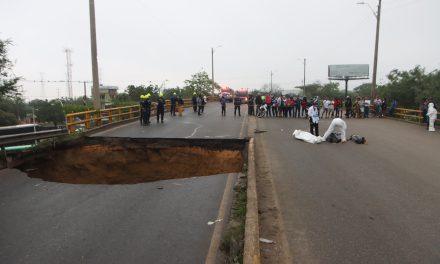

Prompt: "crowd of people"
[242,94,393,119]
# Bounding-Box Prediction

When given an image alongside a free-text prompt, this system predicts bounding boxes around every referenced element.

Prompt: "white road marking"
[185,124,203,138]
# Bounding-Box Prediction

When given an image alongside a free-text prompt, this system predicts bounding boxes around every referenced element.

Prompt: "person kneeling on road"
[322,118,347,143]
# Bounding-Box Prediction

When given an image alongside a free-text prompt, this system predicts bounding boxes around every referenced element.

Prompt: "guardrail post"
[96,110,102,127]
[85,112,91,129]
[108,109,113,123]
[118,108,122,121]
[68,114,75,134]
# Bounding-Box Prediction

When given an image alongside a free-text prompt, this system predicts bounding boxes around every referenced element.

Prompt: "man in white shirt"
[308,102,320,136]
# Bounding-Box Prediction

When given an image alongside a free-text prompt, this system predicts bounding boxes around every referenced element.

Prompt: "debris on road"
[207,219,223,225]
[259,238,275,244]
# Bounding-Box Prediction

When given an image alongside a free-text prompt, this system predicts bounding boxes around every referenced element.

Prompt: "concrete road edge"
[244,135,261,264]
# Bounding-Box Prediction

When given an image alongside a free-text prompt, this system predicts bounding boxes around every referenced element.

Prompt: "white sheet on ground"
[292,129,324,144]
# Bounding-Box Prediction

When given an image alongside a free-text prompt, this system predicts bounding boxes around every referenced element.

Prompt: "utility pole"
[270,71,273,93]
[64,49,73,98]
[83,81,87,99]
[211,48,214,94]
[372,0,382,99]
[89,0,101,109]
[303,58,306,96]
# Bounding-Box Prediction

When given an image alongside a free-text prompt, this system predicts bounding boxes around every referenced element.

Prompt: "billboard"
[328,64,369,79]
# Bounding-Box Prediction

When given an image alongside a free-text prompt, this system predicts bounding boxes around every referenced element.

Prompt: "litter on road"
[207,219,222,226]
[259,238,275,244]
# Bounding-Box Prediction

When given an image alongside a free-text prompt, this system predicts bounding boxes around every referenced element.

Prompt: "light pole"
[303,58,306,96]
[211,46,221,94]
[358,0,382,99]
[270,71,273,93]
[89,0,101,109]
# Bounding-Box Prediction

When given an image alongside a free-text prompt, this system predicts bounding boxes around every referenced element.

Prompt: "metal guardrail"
[65,97,219,134]
[391,107,439,124]
[0,129,68,147]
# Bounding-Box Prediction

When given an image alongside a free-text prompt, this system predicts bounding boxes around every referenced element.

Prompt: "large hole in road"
[18,137,247,184]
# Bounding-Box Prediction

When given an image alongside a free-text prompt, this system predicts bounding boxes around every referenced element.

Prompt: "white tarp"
[292,130,324,144]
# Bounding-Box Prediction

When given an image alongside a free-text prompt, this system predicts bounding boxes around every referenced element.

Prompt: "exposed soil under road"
[18,137,247,184]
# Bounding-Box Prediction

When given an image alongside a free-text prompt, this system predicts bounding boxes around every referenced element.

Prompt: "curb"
[244,137,261,264]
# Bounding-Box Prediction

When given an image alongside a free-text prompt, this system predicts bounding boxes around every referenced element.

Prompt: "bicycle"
[257,104,268,118]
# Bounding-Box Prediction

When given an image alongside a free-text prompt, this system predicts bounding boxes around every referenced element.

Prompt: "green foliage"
[377,66,440,108]
[183,71,215,95]
[353,83,372,98]
[0,109,17,126]
[125,84,159,101]
[0,39,20,98]
[0,97,28,121]
[29,99,65,126]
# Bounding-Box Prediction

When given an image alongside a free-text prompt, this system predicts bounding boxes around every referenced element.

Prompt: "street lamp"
[211,45,222,94]
[357,0,382,99]
[297,58,306,96]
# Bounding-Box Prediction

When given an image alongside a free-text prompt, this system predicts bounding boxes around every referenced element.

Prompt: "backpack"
[326,132,341,143]
[350,135,366,144]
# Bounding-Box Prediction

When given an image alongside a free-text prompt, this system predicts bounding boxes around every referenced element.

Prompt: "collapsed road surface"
[0,103,249,264]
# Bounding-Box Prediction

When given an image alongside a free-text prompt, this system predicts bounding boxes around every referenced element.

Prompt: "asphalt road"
[0,102,247,264]
[93,102,247,139]
[254,116,440,263]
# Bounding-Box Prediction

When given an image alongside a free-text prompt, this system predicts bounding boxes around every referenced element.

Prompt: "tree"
[29,99,65,127]
[0,39,20,98]
[125,84,159,101]
[377,66,440,108]
[353,83,372,98]
[183,71,215,95]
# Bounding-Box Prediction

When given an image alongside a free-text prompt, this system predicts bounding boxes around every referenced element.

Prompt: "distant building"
[91,85,119,107]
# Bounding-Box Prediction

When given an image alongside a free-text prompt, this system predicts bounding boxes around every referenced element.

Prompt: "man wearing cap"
[192,92,198,113]
[143,94,152,125]
[170,92,177,116]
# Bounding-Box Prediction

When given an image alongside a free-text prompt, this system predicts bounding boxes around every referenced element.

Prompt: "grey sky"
[1,0,439,100]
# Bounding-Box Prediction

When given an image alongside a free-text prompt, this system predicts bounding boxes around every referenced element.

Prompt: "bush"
[0,109,18,126]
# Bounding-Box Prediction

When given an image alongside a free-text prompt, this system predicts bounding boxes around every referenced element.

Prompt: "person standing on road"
[170,92,177,116]
[345,96,352,118]
[139,94,146,125]
[220,95,227,116]
[197,94,203,116]
[322,118,347,143]
[156,92,165,123]
[192,92,198,113]
[255,94,263,116]
[143,93,152,125]
[265,94,272,117]
[427,102,437,132]
[308,102,320,136]
[234,95,242,116]
[248,95,254,116]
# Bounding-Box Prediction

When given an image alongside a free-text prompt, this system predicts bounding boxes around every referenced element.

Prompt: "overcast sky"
[1,0,439,100]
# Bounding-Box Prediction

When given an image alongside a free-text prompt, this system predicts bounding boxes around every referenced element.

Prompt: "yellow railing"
[65,97,214,134]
